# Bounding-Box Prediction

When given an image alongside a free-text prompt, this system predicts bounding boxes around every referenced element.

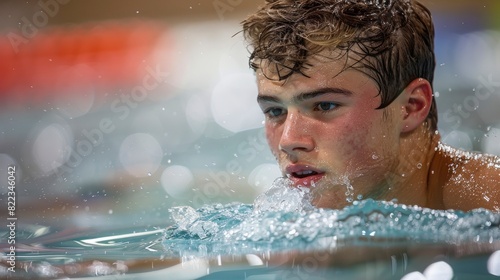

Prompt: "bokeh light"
[185,94,209,137]
[455,31,500,80]
[423,261,453,280]
[248,163,281,194]
[211,73,263,133]
[400,271,426,280]
[482,127,500,155]
[488,250,500,276]
[32,123,73,175]
[119,133,163,177]
[160,165,194,199]
[53,87,95,119]
[441,130,473,151]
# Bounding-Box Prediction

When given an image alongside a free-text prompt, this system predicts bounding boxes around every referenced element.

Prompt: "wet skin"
[257,54,417,208]
[256,53,500,211]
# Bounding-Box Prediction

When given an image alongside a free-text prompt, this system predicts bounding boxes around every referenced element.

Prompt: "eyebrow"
[257,87,353,104]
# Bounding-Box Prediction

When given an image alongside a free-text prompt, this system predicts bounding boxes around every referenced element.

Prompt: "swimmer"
[241,0,500,211]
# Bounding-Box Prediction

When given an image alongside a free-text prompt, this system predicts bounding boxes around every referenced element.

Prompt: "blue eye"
[315,102,338,111]
[264,107,286,118]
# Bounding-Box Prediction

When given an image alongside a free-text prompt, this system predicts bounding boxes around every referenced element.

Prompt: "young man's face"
[256,55,406,209]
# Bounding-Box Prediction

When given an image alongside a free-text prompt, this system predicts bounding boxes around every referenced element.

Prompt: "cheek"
[326,115,379,161]
[315,122,361,165]
[343,112,398,164]
[265,123,281,153]
[343,129,371,160]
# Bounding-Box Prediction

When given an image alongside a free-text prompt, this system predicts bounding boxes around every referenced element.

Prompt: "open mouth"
[292,170,319,179]
[286,165,325,187]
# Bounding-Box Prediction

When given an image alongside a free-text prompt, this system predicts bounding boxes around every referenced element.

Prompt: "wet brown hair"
[242,0,437,131]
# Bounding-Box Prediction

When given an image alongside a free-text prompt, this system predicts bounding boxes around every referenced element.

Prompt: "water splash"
[163,178,500,258]
[252,177,314,215]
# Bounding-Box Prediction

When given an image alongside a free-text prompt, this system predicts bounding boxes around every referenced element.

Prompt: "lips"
[285,164,325,188]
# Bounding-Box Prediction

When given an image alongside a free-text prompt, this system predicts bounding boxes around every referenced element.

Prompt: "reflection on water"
[2,180,500,279]
[0,225,167,278]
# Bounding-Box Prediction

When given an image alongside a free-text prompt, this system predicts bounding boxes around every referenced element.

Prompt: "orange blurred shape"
[0,21,168,102]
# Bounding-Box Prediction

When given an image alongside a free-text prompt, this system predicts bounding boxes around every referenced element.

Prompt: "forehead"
[256,53,377,96]
[258,51,344,79]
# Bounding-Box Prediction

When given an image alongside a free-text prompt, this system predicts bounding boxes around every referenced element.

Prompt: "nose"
[279,111,315,157]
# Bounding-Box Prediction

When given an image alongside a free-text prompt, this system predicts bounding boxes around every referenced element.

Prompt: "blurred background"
[0,0,499,230]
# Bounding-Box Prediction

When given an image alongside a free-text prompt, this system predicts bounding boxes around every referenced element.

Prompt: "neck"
[385,123,440,207]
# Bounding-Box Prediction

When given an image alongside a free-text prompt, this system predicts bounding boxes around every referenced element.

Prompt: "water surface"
[2,179,500,279]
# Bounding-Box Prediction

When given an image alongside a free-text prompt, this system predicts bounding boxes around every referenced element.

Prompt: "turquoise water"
[2,179,500,279]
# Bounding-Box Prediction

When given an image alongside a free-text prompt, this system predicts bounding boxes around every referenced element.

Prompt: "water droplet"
[148,172,152,176]
[434,91,440,97]
[416,163,422,169]
[108,209,113,214]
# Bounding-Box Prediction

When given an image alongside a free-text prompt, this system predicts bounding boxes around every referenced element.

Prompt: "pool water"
[2,179,500,279]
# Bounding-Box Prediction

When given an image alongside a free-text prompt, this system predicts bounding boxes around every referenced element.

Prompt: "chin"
[311,196,350,209]
[309,185,353,210]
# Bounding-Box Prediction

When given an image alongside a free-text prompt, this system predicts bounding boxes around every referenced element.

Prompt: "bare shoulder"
[437,143,500,212]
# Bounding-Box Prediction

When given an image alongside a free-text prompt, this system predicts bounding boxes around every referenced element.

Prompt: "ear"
[400,78,433,133]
